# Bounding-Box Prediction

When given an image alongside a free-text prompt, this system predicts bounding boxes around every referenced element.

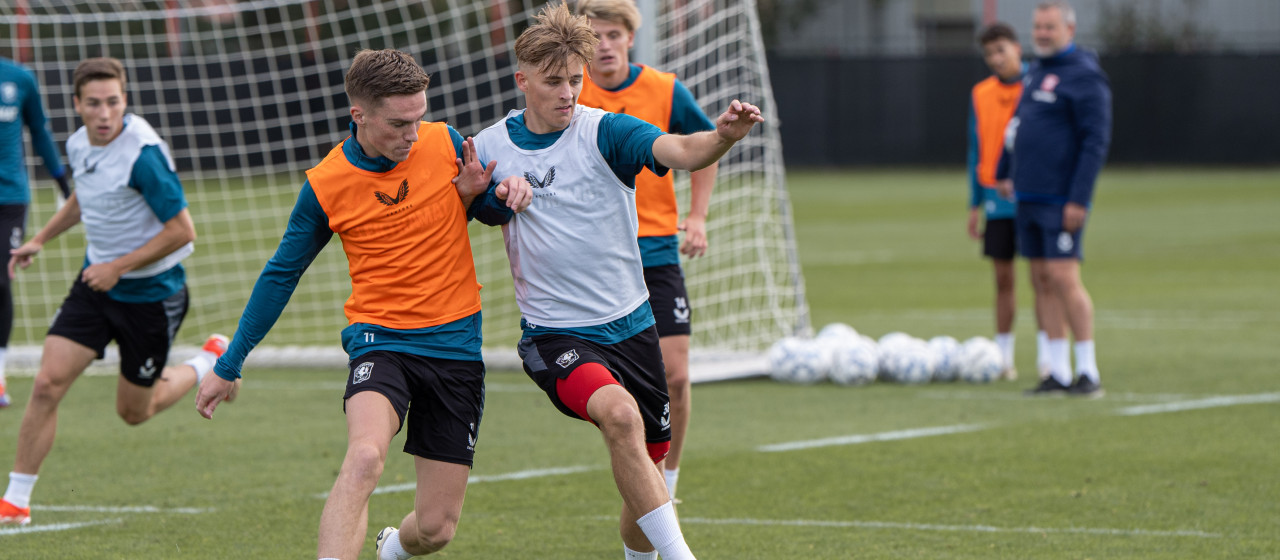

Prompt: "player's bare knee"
[595,400,644,438]
[994,270,1016,292]
[340,443,386,482]
[665,369,690,394]
[117,406,152,426]
[28,378,65,406]
[413,515,458,553]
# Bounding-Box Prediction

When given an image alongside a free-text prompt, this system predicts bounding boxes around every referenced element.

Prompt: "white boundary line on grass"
[316,465,601,498]
[1115,393,1280,416]
[32,505,213,514]
[675,516,1222,538]
[756,424,989,453]
[0,518,124,536]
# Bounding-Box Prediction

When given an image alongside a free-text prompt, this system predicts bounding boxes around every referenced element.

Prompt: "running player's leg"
[13,336,96,475]
[0,334,97,524]
[381,356,483,558]
[319,390,400,559]
[381,458,470,558]
[112,286,203,424]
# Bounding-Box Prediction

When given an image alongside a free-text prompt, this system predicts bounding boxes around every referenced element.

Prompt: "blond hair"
[514,2,599,75]
[575,0,642,33]
[343,49,430,108]
[72,57,127,98]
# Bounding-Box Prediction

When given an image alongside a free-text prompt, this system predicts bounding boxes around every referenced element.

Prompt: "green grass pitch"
[0,167,1277,558]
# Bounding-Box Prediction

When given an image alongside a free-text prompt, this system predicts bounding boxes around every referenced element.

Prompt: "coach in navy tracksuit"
[996,0,1111,398]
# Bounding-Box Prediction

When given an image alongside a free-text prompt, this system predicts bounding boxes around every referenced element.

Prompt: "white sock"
[663,467,680,500]
[636,501,695,560]
[0,347,8,386]
[379,528,413,560]
[4,472,38,509]
[624,545,659,560]
[994,332,1015,369]
[1047,338,1072,385]
[1074,340,1098,382]
[1036,331,1050,376]
[183,350,219,384]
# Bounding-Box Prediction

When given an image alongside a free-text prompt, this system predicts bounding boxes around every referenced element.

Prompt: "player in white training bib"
[471,5,763,560]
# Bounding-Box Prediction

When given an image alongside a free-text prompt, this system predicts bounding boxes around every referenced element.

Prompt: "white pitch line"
[1116,393,1280,416]
[757,424,988,453]
[316,465,600,498]
[676,516,1221,539]
[32,505,213,514]
[0,518,123,536]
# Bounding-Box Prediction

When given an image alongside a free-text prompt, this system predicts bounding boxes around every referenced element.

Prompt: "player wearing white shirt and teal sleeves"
[455,6,762,560]
[0,58,228,527]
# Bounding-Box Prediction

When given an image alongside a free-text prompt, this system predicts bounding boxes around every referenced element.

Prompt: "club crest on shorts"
[673,297,690,324]
[353,361,374,384]
[555,349,579,368]
[1057,231,1074,253]
[139,357,157,379]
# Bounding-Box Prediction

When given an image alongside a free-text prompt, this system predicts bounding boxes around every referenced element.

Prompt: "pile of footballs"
[766,323,1004,385]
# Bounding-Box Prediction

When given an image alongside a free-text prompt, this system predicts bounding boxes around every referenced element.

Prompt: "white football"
[928,336,961,382]
[880,337,934,384]
[816,322,859,344]
[824,336,879,386]
[767,336,828,384]
[958,337,1003,383]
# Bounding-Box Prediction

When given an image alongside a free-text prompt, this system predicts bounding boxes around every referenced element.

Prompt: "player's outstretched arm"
[9,192,82,279]
[652,99,763,172]
[195,183,334,420]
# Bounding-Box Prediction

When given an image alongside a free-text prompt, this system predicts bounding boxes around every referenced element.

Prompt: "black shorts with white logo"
[343,350,486,466]
[47,276,188,387]
[517,327,671,444]
[643,264,692,337]
[0,203,26,256]
[982,217,1017,260]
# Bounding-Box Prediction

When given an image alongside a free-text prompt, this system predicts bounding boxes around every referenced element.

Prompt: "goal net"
[0,0,806,381]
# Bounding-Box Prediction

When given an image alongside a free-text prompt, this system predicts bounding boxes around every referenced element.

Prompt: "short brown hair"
[575,0,642,33]
[978,22,1018,47]
[72,57,127,98]
[343,49,430,108]
[515,2,599,75]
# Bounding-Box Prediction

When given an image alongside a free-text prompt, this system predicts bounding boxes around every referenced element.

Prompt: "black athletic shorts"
[517,327,671,445]
[47,276,188,387]
[343,350,485,467]
[0,204,25,255]
[982,217,1017,261]
[643,264,692,337]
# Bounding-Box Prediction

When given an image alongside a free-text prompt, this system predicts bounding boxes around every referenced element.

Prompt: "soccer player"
[575,0,718,502]
[0,57,228,525]
[471,4,762,559]
[968,22,1046,381]
[192,50,531,560]
[0,56,72,408]
[997,0,1111,397]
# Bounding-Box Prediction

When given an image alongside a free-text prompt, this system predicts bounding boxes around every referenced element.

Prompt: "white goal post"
[0,0,806,382]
